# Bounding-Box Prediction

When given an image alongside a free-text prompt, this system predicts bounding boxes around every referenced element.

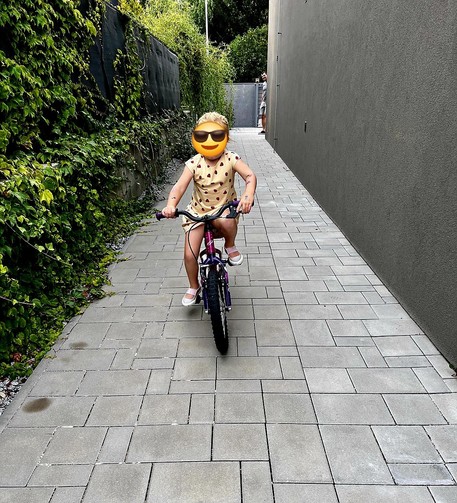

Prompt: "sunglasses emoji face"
[192,121,228,158]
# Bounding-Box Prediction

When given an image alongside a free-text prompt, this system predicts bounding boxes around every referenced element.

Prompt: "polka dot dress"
[182,151,239,232]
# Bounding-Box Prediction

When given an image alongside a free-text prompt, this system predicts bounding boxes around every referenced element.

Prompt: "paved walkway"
[1,129,457,503]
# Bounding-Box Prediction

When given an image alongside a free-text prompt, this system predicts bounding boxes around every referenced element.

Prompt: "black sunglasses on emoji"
[192,130,227,143]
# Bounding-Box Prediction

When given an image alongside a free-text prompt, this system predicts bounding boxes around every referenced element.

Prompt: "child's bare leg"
[183,225,204,298]
[213,218,240,258]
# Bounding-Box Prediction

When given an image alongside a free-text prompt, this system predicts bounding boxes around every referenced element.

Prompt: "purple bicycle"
[156,200,240,354]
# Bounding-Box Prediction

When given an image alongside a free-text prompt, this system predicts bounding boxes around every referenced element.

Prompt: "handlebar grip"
[156,212,164,220]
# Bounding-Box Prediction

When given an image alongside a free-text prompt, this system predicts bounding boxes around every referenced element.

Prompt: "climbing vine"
[0,0,193,377]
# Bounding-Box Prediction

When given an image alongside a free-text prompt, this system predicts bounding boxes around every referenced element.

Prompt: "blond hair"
[196,112,229,132]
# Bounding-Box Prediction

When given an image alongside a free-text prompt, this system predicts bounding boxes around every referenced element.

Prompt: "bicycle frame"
[200,220,232,313]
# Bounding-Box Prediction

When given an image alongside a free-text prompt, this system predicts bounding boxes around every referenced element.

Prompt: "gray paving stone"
[431,393,457,423]
[62,322,109,349]
[173,357,216,380]
[349,368,426,393]
[41,427,106,464]
[213,424,269,460]
[0,488,54,503]
[146,462,240,503]
[254,320,295,346]
[216,379,261,393]
[97,426,133,463]
[385,356,430,367]
[274,484,338,503]
[412,335,441,355]
[338,304,378,319]
[83,463,151,503]
[426,426,457,462]
[137,338,178,358]
[127,425,212,461]
[77,369,150,395]
[258,346,299,356]
[359,346,388,367]
[327,319,370,336]
[50,487,85,503]
[105,321,146,340]
[10,396,94,427]
[389,463,453,485]
[413,367,451,393]
[320,425,393,484]
[238,337,258,356]
[430,486,457,503]
[267,424,332,483]
[288,304,342,319]
[81,306,136,322]
[45,348,116,371]
[215,393,265,423]
[217,356,282,379]
[87,395,142,426]
[262,379,308,393]
[313,394,394,424]
[363,319,423,336]
[279,356,305,379]
[29,463,92,487]
[305,368,354,393]
[291,320,335,346]
[0,428,53,486]
[336,485,434,503]
[169,380,215,394]
[29,371,84,396]
[138,394,190,424]
[299,347,366,368]
[384,394,447,424]
[335,336,375,346]
[133,357,175,369]
[177,337,224,356]
[374,336,423,356]
[241,462,273,503]
[189,394,214,423]
[264,393,315,423]
[372,426,441,463]
[281,280,327,292]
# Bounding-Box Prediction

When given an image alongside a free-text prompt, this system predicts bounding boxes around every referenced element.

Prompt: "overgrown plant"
[121,0,234,118]
[0,0,194,377]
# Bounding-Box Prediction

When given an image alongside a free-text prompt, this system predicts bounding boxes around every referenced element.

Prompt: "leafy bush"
[0,0,194,378]
[122,0,234,118]
[229,24,268,82]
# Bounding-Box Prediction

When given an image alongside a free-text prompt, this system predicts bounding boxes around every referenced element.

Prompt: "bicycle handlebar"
[156,200,240,222]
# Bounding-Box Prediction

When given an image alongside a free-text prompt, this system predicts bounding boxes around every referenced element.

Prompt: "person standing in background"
[259,72,267,134]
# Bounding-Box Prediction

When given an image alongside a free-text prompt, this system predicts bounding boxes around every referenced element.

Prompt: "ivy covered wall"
[0,0,191,376]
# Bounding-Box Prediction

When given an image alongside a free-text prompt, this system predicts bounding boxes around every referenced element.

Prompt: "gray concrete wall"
[267,0,457,366]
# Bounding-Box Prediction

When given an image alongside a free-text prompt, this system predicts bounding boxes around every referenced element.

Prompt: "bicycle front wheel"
[207,267,229,354]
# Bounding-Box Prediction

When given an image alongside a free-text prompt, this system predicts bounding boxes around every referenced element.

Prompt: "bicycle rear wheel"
[207,267,229,354]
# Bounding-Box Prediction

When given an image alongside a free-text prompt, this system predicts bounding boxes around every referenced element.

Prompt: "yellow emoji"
[192,121,228,159]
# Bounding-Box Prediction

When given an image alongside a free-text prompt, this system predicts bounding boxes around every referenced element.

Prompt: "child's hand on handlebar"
[237,194,254,214]
[162,206,177,218]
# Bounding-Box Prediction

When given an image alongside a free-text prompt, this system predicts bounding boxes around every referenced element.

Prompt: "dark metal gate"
[225,83,263,127]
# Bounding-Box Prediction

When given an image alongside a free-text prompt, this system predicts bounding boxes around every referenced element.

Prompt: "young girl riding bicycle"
[161,112,257,306]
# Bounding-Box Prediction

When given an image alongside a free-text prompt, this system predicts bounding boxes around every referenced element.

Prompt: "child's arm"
[234,159,257,214]
[162,166,194,218]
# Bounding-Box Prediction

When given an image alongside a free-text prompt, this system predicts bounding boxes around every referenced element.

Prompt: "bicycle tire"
[207,267,229,354]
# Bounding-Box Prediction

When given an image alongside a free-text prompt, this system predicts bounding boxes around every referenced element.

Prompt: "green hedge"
[0,0,194,377]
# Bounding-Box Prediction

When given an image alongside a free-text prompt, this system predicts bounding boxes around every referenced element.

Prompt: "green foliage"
[0,0,98,154]
[0,0,194,378]
[124,0,234,118]
[229,24,268,82]
[0,110,193,378]
[189,0,268,45]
